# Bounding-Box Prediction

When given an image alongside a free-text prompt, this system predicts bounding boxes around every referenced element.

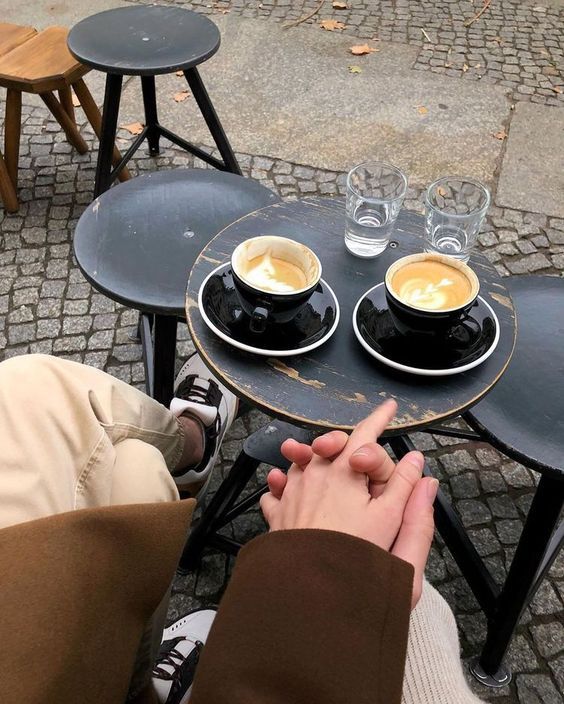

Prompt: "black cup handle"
[250,306,270,334]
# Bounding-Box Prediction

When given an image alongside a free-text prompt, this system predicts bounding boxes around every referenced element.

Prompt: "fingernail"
[406,452,424,470]
[352,448,369,457]
[427,478,439,500]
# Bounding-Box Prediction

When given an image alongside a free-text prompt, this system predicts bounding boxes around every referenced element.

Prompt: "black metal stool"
[73,169,279,405]
[68,6,241,197]
[460,276,564,685]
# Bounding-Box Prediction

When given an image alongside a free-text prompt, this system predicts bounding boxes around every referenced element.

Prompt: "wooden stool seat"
[0,27,87,93]
[0,23,36,56]
[0,24,130,214]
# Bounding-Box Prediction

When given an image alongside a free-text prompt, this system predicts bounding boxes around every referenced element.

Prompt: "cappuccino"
[391,260,473,311]
[241,250,307,293]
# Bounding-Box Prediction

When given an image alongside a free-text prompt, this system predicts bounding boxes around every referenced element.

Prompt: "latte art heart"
[391,260,473,311]
[243,250,308,293]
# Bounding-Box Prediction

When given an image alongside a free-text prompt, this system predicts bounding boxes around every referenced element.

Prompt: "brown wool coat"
[1,501,413,704]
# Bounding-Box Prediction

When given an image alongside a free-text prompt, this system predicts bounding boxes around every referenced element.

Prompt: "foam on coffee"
[242,249,307,293]
[391,260,473,311]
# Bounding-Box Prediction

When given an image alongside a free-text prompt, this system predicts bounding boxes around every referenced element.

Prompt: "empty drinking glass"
[425,177,490,262]
[345,161,408,258]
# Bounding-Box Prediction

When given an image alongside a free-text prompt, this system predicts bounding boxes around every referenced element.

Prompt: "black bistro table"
[68,6,241,196]
[185,197,527,685]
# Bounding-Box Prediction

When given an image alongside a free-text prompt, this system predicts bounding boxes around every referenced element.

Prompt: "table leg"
[152,314,177,407]
[471,473,564,686]
[141,75,160,156]
[184,67,242,176]
[94,73,123,197]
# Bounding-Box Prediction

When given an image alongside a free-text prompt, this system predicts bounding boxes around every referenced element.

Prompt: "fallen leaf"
[120,122,144,135]
[493,129,507,140]
[175,70,184,77]
[553,86,563,94]
[320,18,346,30]
[462,63,469,72]
[474,63,481,69]
[332,0,347,8]
[348,65,362,74]
[71,94,81,107]
[437,186,447,197]
[174,89,191,102]
[445,63,452,68]
[350,43,379,55]
[416,105,428,115]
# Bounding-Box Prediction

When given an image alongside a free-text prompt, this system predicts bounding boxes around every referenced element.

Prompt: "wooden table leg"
[58,86,76,124]
[41,92,88,155]
[0,149,19,213]
[72,78,131,183]
[5,88,22,191]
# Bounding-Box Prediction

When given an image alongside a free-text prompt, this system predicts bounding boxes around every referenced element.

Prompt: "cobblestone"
[1,13,563,700]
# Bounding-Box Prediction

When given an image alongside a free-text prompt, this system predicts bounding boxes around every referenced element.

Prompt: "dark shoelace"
[152,636,203,683]
[176,375,222,439]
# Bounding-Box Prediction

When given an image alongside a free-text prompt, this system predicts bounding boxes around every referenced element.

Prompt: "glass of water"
[345,161,408,258]
[425,177,490,262]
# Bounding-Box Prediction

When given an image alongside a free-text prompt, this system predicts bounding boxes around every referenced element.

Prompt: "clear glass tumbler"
[425,177,490,262]
[345,161,408,258]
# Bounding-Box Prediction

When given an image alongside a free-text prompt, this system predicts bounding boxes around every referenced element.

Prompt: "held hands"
[260,399,438,608]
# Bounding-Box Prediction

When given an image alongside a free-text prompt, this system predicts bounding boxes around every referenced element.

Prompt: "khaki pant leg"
[0,354,183,529]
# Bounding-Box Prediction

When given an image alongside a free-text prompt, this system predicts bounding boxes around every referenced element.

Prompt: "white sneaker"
[169,353,238,496]
[152,609,217,704]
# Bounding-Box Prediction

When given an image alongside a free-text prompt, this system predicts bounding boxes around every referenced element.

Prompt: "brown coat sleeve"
[190,529,414,704]
[0,500,195,704]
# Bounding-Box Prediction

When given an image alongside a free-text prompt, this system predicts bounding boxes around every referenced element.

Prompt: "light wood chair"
[0,23,130,213]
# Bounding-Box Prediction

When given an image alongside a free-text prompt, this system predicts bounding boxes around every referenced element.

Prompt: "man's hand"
[260,400,438,608]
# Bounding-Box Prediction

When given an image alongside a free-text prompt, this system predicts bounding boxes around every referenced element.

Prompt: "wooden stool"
[0,24,130,213]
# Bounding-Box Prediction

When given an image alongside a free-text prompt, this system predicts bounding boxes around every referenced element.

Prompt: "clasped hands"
[261,399,439,608]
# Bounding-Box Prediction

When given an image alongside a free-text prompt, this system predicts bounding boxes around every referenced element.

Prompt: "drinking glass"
[424,177,490,262]
[345,161,408,258]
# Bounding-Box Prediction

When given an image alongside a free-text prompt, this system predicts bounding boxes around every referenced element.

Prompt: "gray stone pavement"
[0,0,563,702]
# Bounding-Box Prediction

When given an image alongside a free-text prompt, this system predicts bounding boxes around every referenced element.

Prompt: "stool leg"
[58,87,76,124]
[141,76,160,156]
[153,314,177,407]
[4,88,22,191]
[41,92,88,154]
[184,68,242,175]
[72,78,131,185]
[0,149,18,213]
[178,450,261,573]
[94,73,123,197]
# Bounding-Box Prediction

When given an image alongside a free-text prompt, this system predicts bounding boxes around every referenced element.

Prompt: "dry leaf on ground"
[175,70,184,77]
[437,186,447,197]
[553,86,563,94]
[174,90,191,102]
[320,18,346,30]
[348,65,362,73]
[120,122,144,135]
[332,1,347,8]
[493,129,507,140]
[350,44,379,55]
[416,105,428,115]
[462,63,469,72]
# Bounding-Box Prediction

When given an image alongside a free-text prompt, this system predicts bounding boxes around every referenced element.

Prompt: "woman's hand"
[260,400,438,608]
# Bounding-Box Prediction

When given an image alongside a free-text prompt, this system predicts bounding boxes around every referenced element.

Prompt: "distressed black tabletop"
[186,197,516,433]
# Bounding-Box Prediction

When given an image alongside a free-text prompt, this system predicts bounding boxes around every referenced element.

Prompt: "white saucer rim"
[198,263,341,357]
[352,282,501,377]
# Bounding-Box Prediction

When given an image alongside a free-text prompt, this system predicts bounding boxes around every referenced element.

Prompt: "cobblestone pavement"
[1,0,564,701]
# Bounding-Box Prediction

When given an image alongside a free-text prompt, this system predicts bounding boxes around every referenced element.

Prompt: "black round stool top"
[465,276,564,478]
[73,169,279,317]
[186,197,516,433]
[68,6,220,75]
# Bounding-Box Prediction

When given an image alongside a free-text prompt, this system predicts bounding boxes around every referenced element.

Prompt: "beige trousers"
[0,354,482,704]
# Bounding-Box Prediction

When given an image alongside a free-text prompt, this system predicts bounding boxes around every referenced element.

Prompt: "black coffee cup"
[384,252,480,338]
[231,236,322,333]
